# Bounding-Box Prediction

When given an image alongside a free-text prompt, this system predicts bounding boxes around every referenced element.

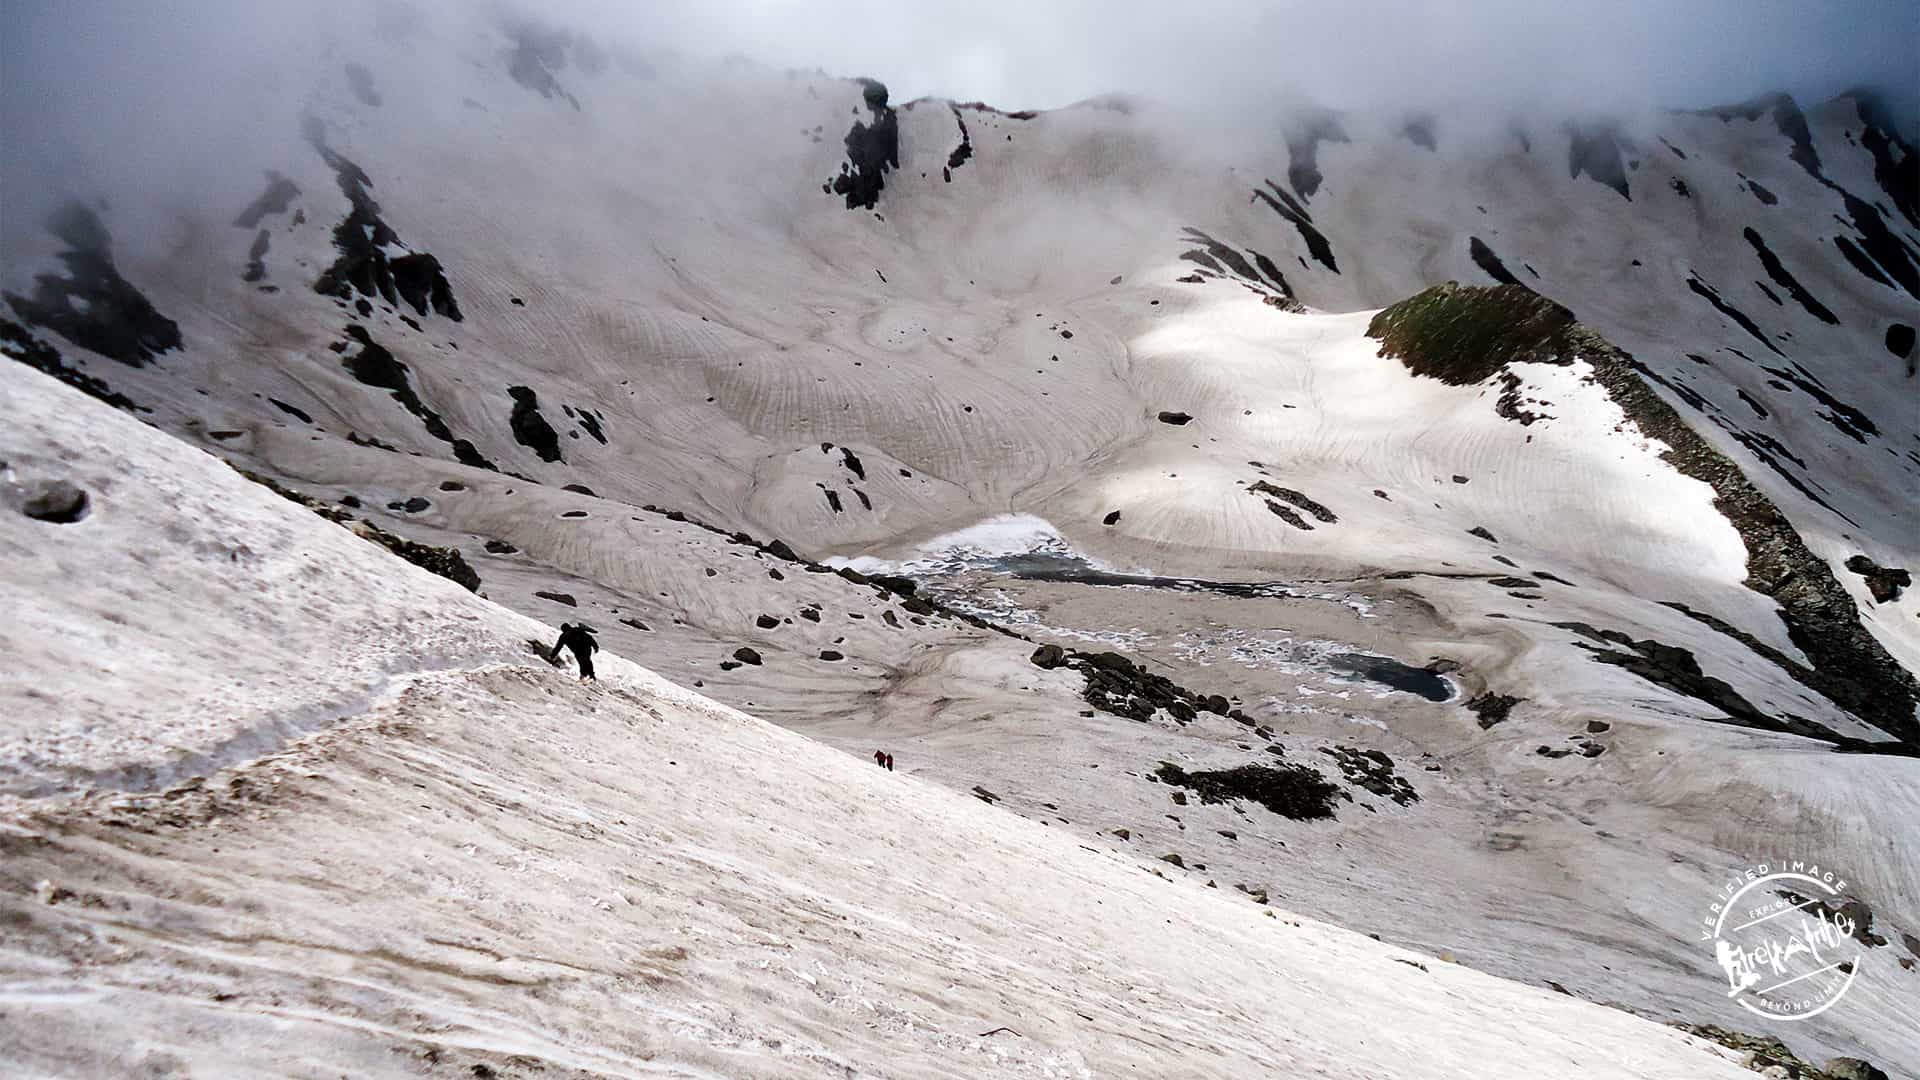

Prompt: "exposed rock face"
[344,63,381,107]
[1845,555,1910,604]
[1251,180,1339,273]
[3,204,182,366]
[339,325,497,470]
[1465,692,1521,729]
[1567,124,1631,199]
[507,386,563,463]
[1178,226,1302,309]
[1283,110,1348,201]
[504,21,582,109]
[1371,283,1919,746]
[1468,237,1523,287]
[944,104,973,180]
[305,116,463,321]
[828,79,898,210]
[1744,227,1838,324]
[232,172,300,228]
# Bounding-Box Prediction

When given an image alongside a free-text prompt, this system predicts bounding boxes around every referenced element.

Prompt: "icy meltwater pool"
[832,515,1454,702]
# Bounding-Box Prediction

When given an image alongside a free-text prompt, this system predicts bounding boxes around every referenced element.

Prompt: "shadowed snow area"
[0,370,1756,1078]
[3,2,1919,1073]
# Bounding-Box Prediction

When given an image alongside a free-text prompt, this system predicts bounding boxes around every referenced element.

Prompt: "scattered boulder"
[732,646,763,666]
[534,591,577,606]
[1465,693,1521,729]
[755,614,780,629]
[15,479,90,524]
[1845,555,1910,604]
[1157,411,1193,425]
[1030,644,1067,669]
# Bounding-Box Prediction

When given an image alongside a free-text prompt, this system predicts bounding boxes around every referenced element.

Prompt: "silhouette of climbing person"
[885,753,894,771]
[873,751,895,771]
[552,622,599,680]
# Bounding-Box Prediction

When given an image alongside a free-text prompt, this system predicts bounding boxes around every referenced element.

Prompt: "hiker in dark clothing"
[552,622,599,680]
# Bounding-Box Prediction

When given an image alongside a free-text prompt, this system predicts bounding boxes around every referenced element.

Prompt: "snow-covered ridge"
[0,367,1764,1078]
[3,2,1918,1071]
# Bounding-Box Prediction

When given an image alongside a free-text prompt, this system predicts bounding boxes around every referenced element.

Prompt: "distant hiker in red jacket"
[552,622,599,680]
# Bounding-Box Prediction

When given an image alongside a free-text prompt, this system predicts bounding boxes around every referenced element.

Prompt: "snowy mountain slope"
[3,3,1919,1072]
[0,367,1768,1079]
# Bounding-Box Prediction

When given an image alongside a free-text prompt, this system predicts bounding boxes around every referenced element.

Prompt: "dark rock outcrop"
[1469,237,1523,287]
[1567,125,1631,199]
[235,469,480,592]
[1283,111,1348,201]
[1251,180,1339,273]
[343,63,381,107]
[1744,228,1838,324]
[305,117,463,321]
[1154,761,1342,821]
[828,79,898,210]
[507,385,563,462]
[4,204,182,366]
[233,172,300,228]
[1845,555,1910,604]
[339,325,497,470]
[1465,692,1521,729]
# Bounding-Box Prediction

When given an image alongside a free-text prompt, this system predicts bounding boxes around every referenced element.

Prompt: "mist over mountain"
[2,2,1917,1076]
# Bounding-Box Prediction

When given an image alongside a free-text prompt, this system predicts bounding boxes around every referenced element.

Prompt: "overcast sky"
[611,0,1917,118]
[1,0,1913,249]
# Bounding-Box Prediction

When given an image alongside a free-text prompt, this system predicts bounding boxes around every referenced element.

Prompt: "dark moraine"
[1329,653,1452,701]
[2,318,145,412]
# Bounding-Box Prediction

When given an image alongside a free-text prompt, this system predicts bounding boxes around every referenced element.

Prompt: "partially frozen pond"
[833,515,1452,701]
